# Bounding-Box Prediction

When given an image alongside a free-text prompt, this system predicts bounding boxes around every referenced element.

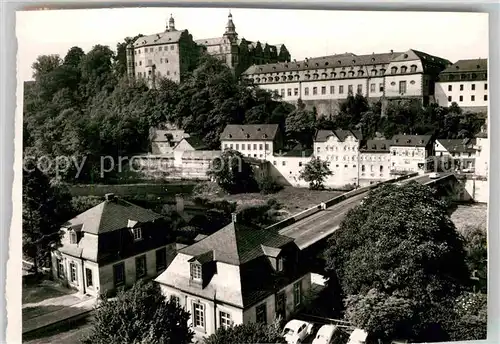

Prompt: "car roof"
[285,319,308,330]
[317,324,337,335]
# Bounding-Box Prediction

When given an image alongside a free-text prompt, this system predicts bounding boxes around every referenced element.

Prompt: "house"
[314,129,363,187]
[389,135,434,174]
[220,124,284,160]
[474,131,489,178]
[434,138,476,170]
[151,128,190,155]
[51,193,176,297]
[155,214,312,338]
[359,139,392,186]
[174,136,209,152]
[269,145,314,187]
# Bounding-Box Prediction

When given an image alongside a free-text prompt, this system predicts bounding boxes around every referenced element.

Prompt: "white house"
[220,124,285,160]
[474,132,489,178]
[155,214,312,339]
[389,135,434,174]
[51,194,176,297]
[359,139,392,186]
[435,58,488,113]
[434,138,476,171]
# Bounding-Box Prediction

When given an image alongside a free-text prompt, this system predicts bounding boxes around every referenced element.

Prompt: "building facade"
[155,216,312,339]
[389,135,434,174]
[434,138,476,171]
[126,15,200,86]
[242,49,451,116]
[474,132,489,178]
[51,194,175,297]
[359,139,392,186]
[195,12,291,76]
[220,124,285,159]
[435,59,488,113]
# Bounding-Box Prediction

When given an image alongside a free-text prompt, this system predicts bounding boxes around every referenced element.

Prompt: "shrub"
[258,176,283,194]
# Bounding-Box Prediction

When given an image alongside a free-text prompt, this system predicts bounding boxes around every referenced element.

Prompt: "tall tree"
[31,54,62,80]
[114,34,144,77]
[23,165,73,272]
[63,46,85,68]
[83,281,193,344]
[325,182,471,342]
[285,98,316,148]
[299,157,333,190]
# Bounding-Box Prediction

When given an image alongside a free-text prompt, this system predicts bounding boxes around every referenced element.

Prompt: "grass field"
[450,203,488,234]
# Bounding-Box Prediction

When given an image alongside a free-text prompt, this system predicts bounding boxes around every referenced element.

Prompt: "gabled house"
[51,193,176,297]
[151,128,190,155]
[359,139,392,185]
[389,135,434,174]
[155,214,312,338]
[434,138,477,170]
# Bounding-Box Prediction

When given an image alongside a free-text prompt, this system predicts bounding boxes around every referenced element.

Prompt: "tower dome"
[225,11,236,34]
[167,14,176,31]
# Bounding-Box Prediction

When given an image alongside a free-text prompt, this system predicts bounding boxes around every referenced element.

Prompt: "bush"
[203,320,285,344]
[70,196,103,215]
[258,176,283,195]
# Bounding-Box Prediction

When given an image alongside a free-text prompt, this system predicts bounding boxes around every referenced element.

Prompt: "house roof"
[63,197,163,235]
[391,135,432,147]
[133,30,186,48]
[242,52,397,75]
[183,136,208,150]
[315,129,363,143]
[220,124,280,141]
[440,58,488,74]
[437,138,477,153]
[360,139,391,152]
[181,150,221,160]
[151,129,189,142]
[179,221,294,266]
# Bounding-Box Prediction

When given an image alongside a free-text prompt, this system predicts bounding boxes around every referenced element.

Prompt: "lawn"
[204,186,344,216]
[450,203,488,234]
[22,277,74,305]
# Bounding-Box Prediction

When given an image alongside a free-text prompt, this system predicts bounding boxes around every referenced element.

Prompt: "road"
[279,173,453,249]
[23,321,92,344]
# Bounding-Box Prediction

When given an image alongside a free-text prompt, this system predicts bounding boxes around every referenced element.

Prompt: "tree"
[324,182,471,341]
[204,321,285,344]
[83,281,193,344]
[285,98,316,148]
[23,165,73,273]
[63,46,85,67]
[207,149,258,194]
[299,157,333,190]
[462,225,487,293]
[444,292,487,341]
[31,54,62,80]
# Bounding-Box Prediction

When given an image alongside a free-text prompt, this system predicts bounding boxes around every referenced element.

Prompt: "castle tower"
[167,14,176,32]
[126,42,135,81]
[223,11,238,42]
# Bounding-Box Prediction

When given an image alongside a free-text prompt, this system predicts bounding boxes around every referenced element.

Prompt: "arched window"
[262,77,267,82]
[340,71,346,78]
[371,69,377,76]
[331,72,337,78]
[322,73,328,78]
[256,78,261,83]
[410,65,417,73]
[294,74,300,80]
[401,66,408,73]
[391,66,398,74]
[275,76,279,81]
[281,76,286,81]
[305,74,311,80]
[380,69,386,75]
[313,73,319,80]
[358,70,364,77]
[287,75,293,80]
[348,71,354,77]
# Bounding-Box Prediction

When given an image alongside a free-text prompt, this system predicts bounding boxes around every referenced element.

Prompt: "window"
[321,86,326,95]
[484,95,488,101]
[230,144,233,149]
[235,144,239,150]
[57,259,64,278]
[70,263,77,283]
[410,65,417,73]
[133,228,142,241]
[294,88,299,96]
[170,45,175,51]
[304,87,309,96]
[159,46,162,51]
[156,247,167,272]
[357,84,362,94]
[448,96,452,102]
[113,262,125,287]
[459,95,463,102]
[136,255,147,279]
[219,311,232,329]
[190,263,202,280]
[348,85,353,94]
[313,87,318,95]
[69,231,77,244]
[256,303,267,324]
[294,282,302,307]
[265,144,269,150]
[485,83,488,90]
[281,89,285,97]
[273,161,276,165]
[391,66,398,74]
[139,61,142,66]
[448,85,452,91]
[401,66,408,73]
[253,144,257,150]
[361,165,365,172]
[287,89,292,96]
[339,85,344,94]
[380,165,383,172]
[460,84,464,91]
[472,84,476,90]
[259,144,263,150]
[170,295,180,306]
[282,161,286,166]
[399,80,407,94]
[299,162,303,167]
[379,83,384,92]
[370,83,375,92]
[471,95,475,101]
[330,85,335,94]
[241,144,245,150]
[277,257,284,271]
[193,303,205,328]
[86,268,93,287]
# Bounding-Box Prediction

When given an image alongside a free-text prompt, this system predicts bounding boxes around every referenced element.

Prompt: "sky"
[16,7,489,82]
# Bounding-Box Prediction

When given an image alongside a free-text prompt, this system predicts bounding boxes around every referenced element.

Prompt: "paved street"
[23,318,93,344]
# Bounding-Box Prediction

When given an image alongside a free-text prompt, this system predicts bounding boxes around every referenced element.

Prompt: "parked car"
[429,172,440,179]
[313,324,351,344]
[283,319,314,344]
[347,328,368,344]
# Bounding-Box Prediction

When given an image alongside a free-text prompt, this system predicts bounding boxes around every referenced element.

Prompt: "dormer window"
[277,257,284,272]
[190,263,202,280]
[69,231,78,244]
[133,228,142,241]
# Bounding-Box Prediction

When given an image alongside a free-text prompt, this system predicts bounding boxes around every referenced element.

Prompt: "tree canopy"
[203,321,285,344]
[207,149,258,194]
[324,182,471,341]
[83,281,193,344]
[299,157,333,190]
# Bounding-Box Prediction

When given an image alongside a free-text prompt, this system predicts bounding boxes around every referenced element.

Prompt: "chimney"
[390,49,393,53]
[175,194,184,214]
[231,212,238,223]
[105,193,115,201]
